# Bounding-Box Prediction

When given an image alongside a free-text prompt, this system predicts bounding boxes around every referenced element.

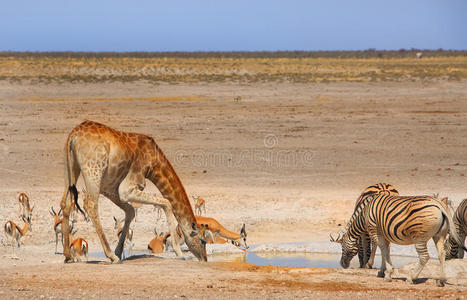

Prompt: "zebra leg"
[357,237,365,268]
[433,236,447,287]
[409,242,430,284]
[377,237,393,281]
[459,231,466,259]
[362,234,372,268]
[367,235,378,269]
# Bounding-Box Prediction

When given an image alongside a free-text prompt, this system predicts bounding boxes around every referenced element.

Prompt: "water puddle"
[90,249,430,269]
[234,252,429,269]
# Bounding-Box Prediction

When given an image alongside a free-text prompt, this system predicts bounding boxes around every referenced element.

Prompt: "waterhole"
[89,250,429,269]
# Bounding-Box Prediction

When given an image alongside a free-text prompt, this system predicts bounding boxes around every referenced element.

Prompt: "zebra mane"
[344,194,375,232]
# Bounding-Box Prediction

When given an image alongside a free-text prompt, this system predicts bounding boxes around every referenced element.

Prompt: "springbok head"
[230,224,248,250]
[49,206,62,217]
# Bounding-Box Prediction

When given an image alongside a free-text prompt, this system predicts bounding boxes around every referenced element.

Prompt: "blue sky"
[1,0,466,52]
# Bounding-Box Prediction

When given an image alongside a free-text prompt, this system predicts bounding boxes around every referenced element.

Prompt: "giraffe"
[59,120,207,263]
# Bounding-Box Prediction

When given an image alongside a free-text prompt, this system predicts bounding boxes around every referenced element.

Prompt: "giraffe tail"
[64,135,87,221]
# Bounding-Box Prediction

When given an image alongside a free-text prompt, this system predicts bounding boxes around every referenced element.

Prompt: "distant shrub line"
[0,50,465,59]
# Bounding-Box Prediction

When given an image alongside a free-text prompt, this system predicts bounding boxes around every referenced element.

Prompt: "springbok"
[50,207,64,253]
[168,216,247,250]
[148,227,170,254]
[4,215,32,256]
[69,229,89,262]
[192,196,206,216]
[113,216,134,258]
[50,206,76,254]
[17,192,34,221]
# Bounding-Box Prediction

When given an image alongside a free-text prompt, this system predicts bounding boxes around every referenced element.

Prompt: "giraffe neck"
[148,149,196,231]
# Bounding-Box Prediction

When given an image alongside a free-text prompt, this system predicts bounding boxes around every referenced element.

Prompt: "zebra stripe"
[445,199,467,259]
[353,183,399,268]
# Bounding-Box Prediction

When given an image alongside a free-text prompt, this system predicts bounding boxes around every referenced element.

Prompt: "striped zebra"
[336,194,466,286]
[445,199,467,259]
[354,183,399,268]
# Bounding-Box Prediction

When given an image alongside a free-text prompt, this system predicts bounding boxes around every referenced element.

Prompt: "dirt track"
[0,79,467,298]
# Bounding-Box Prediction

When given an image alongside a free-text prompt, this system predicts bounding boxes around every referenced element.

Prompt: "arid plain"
[0,53,466,298]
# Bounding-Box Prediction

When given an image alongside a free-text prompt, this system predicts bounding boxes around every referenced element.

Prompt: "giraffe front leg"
[118,178,184,257]
[104,191,136,260]
[60,189,73,262]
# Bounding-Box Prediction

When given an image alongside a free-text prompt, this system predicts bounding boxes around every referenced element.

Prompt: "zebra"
[353,183,399,268]
[445,198,467,260]
[335,194,466,287]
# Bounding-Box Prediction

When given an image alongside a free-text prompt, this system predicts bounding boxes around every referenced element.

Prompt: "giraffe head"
[183,222,208,261]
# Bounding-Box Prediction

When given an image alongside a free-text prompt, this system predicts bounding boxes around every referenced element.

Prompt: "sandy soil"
[0,80,466,298]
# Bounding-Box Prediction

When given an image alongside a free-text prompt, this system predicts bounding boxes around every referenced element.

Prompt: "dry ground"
[0,69,467,298]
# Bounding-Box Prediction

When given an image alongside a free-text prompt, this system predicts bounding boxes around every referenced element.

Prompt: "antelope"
[168,216,247,250]
[113,216,134,258]
[148,227,170,254]
[4,215,32,256]
[50,207,64,253]
[50,206,76,254]
[17,192,34,220]
[69,229,89,262]
[192,196,206,216]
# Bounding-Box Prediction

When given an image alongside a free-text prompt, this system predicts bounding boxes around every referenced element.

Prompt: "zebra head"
[339,233,358,269]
